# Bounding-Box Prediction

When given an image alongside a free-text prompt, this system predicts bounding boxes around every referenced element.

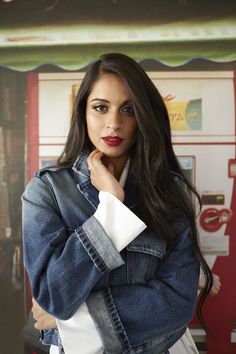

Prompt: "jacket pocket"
[126,231,167,285]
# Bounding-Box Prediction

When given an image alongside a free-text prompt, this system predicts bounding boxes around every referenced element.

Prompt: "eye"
[92,104,108,113]
[121,105,134,116]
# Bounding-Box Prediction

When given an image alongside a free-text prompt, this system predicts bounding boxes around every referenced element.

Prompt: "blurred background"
[0,1,236,353]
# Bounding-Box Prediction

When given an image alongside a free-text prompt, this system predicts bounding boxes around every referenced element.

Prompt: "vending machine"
[153,71,236,354]
[26,70,236,354]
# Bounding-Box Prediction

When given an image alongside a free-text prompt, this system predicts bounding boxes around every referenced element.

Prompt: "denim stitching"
[127,245,164,258]
[104,287,131,351]
[76,228,107,274]
[76,182,98,209]
[72,149,90,175]
[145,254,155,281]
[40,175,62,217]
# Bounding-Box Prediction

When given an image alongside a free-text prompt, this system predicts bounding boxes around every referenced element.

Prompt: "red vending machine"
[152,71,236,354]
[26,70,236,354]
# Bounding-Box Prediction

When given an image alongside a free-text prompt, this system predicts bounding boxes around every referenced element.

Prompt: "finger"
[32,298,42,312]
[87,149,102,171]
[211,288,219,296]
[32,297,38,308]
[31,307,37,317]
[89,151,106,174]
[34,321,46,330]
[32,311,41,321]
[91,151,104,170]
[34,322,40,330]
[89,149,101,158]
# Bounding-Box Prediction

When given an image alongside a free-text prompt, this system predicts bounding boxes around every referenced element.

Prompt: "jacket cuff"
[79,215,124,272]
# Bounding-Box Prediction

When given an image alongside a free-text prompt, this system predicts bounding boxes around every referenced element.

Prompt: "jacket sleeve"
[87,217,200,346]
[22,175,125,320]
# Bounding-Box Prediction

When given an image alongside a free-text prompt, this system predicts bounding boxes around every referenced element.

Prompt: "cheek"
[86,115,96,134]
[86,116,93,139]
[86,118,103,142]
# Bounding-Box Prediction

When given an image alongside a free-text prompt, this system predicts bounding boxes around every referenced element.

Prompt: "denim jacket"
[22,150,200,354]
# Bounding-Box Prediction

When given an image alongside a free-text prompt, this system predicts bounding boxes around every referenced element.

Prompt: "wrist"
[108,188,125,202]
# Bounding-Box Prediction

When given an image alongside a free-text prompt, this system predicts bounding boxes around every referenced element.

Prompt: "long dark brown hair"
[58,52,213,333]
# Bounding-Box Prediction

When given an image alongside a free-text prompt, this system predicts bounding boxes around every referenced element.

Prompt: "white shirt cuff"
[94,191,147,252]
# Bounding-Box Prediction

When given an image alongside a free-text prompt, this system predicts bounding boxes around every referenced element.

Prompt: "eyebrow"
[90,98,109,103]
[90,98,131,105]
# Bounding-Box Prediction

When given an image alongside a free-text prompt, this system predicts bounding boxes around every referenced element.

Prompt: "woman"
[22,53,213,354]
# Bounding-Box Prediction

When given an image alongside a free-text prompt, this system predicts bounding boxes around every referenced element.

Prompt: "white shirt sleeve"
[94,191,147,251]
[169,328,199,354]
[50,345,60,354]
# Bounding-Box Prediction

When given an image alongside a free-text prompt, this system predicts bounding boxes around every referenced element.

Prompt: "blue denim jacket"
[22,150,200,354]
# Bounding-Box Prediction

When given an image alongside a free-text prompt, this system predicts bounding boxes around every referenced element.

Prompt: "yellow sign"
[165,99,202,131]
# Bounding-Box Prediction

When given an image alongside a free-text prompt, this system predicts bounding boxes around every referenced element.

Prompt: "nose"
[106,111,123,131]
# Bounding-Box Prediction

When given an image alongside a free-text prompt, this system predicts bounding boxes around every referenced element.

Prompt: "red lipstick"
[102,136,124,147]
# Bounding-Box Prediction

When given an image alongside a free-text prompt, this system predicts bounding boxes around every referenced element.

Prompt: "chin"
[104,152,123,158]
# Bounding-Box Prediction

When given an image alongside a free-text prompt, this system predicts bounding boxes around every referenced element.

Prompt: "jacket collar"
[72,149,137,211]
[72,149,91,180]
[72,149,99,210]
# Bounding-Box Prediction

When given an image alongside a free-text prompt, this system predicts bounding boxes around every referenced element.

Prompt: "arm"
[33,219,202,351]
[87,151,199,341]
[88,217,200,344]
[23,152,145,321]
[22,175,125,320]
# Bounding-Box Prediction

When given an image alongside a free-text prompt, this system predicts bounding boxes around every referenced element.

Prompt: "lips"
[102,136,124,147]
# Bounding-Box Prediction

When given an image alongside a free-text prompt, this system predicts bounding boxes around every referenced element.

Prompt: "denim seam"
[104,287,131,351]
[76,182,98,209]
[145,254,155,281]
[126,249,133,285]
[75,228,108,274]
[82,216,124,270]
[86,291,124,353]
[39,175,61,217]
[72,149,90,175]
[127,246,164,258]
[128,325,186,354]
[153,279,176,316]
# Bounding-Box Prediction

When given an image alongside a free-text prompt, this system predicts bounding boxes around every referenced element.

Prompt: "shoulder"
[34,165,67,178]
[23,165,71,202]
[33,165,73,187]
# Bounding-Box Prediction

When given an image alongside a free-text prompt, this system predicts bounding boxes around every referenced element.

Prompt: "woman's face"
[86,74,138,162]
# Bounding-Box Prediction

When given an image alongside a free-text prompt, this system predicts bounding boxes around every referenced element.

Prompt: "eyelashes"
[122,105,134,116]
[91,104,107,113]
[91,104,134,116]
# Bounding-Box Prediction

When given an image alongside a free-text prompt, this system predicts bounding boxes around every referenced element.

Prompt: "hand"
[87,149,125,202]
[210,273,221,295]
[32,298,57,330]
[198,273,221,296]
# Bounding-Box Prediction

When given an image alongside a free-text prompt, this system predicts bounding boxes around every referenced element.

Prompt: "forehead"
[88,74,129,100]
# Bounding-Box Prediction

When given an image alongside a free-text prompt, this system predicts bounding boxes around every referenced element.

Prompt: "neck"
[102,155,128,180]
